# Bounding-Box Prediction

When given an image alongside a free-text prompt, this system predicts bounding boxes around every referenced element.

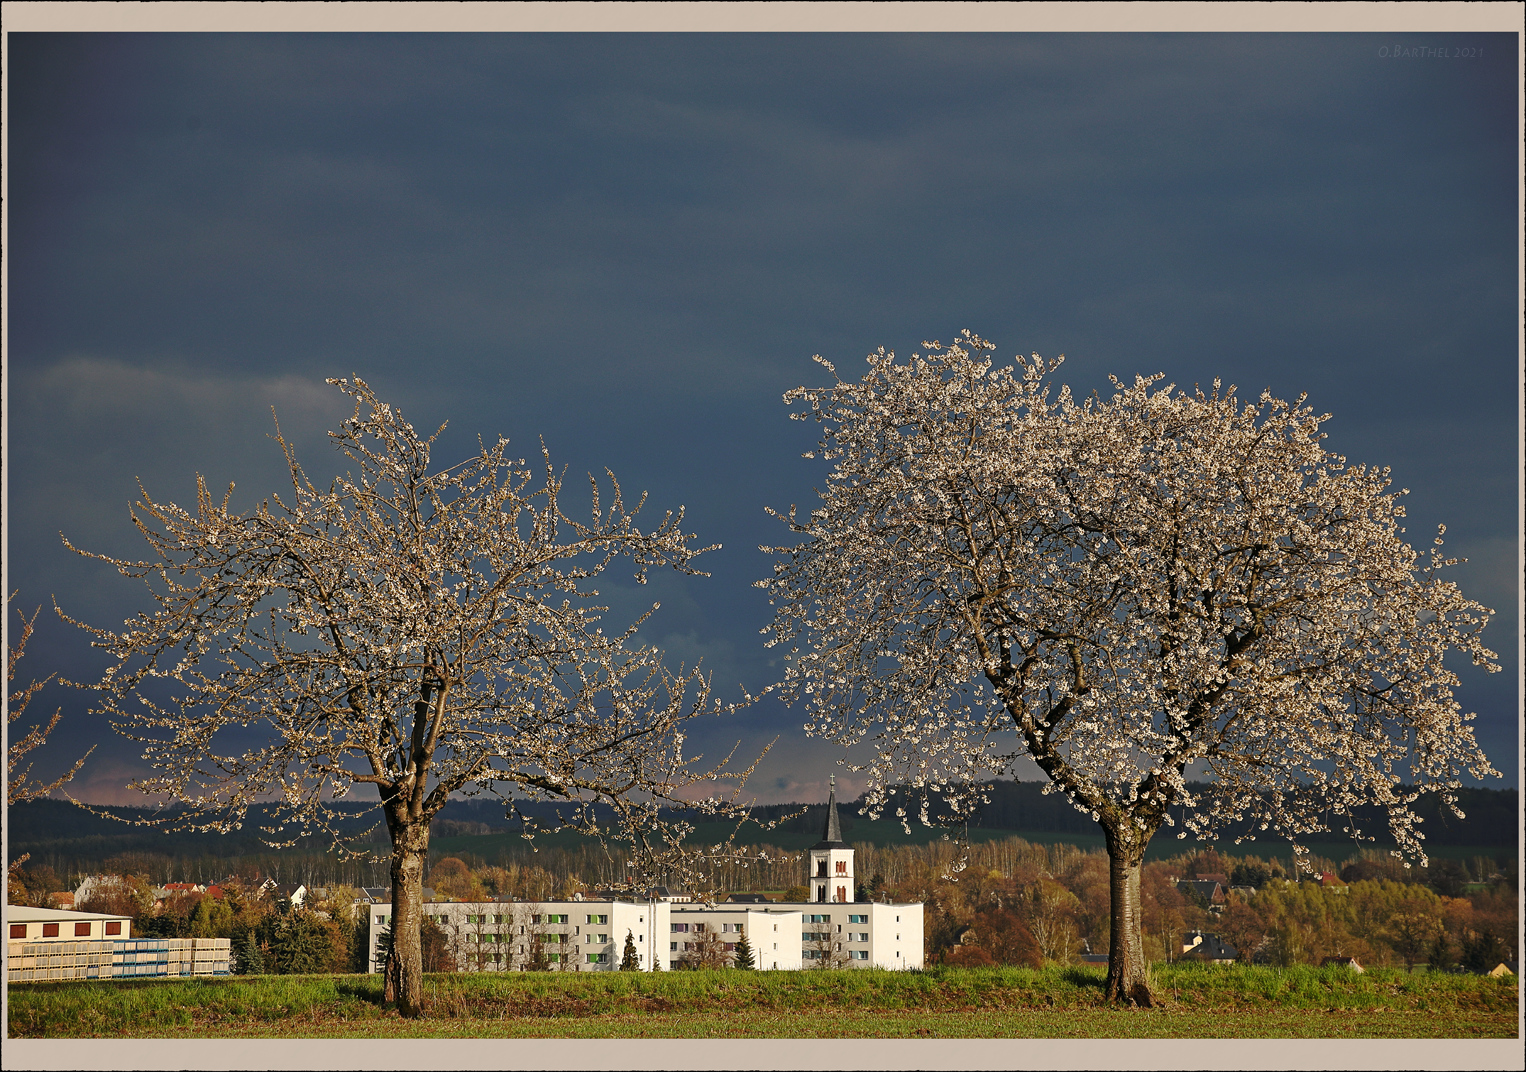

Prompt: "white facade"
[798,902,921,969]
[665,905,804,971]
[6,905,132,942]
[366,898,670,973]
[808,844,857,905]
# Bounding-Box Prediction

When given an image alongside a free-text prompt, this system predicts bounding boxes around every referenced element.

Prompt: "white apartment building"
[365,779,922,973]
[366,897,668,973]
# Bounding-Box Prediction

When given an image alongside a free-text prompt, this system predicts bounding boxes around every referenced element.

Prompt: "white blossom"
[760,332,1500,1003]
[64,378,764,1015]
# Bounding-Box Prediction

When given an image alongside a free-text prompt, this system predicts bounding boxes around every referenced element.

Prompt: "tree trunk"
[1102,822,1154,1006]
[382,818,429,1017]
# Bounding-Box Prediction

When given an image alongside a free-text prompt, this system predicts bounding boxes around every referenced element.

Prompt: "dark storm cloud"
[6,32,1518,802]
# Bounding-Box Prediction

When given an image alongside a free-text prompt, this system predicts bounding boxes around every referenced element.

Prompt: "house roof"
[1177,879,1224,901]
[727,893,771,903]
[811,774,847,849]
[1181,930,1238,961]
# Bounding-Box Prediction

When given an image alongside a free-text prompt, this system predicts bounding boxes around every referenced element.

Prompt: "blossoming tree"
[65,378,759,1016]
[760,332,1500,1004]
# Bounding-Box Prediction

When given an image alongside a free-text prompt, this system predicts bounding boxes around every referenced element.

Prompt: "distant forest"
[9,780,1515,881]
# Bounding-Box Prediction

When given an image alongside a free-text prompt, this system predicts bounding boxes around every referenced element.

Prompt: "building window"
[835,861,847,874]
[8,924,25,939]
[671,943,678,952]
[671,923,689,932]
[849,914,867,924]
[42,923,60,937]
[851,950,869,960]
[587,914,607,925]
[74,922,92,936]
[587,953,607,963]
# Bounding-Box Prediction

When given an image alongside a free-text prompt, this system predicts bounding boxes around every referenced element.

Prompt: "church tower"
[807,776,855,903]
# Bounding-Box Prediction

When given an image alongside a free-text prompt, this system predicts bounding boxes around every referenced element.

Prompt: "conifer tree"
[732,927,756,970]
[621,930,641,971]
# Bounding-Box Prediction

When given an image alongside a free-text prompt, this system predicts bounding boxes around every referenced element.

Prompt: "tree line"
[12,834,1514,977]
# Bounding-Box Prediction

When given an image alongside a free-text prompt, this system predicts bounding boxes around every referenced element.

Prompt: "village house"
[1176,878,1226,907]
[1179,930,1238,964]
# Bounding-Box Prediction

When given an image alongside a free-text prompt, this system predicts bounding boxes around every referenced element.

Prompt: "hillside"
[8,781,1515,873]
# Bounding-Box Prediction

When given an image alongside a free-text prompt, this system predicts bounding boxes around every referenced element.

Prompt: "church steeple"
[807,774,855,903]
[814,774,845,848]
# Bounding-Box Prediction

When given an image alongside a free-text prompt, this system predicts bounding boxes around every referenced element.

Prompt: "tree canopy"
[761,331,1501,1002]
[66,378,761,1014]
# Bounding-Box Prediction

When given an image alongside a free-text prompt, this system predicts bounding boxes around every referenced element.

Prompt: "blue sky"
[5,30,1519,805]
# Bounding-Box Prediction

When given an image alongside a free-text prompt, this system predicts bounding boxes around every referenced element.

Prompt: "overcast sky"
[5,31,1519,808]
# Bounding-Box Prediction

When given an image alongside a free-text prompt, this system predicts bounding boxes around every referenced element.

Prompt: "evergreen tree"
[232,931,264,975]
[732,928,756,970]
[272,911,342,974]
[620,930,640,971]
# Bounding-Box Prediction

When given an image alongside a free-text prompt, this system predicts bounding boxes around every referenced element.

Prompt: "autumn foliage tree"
[761,332,1501,1005]
[65,378,759,1017]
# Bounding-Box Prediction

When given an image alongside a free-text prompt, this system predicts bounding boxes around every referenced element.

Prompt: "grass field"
[8,964,1518,1039]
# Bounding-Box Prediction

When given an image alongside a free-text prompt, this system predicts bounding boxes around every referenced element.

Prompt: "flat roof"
[5,905,132,923]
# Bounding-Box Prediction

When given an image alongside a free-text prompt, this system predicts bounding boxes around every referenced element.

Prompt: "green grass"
[9,965,1517,1039]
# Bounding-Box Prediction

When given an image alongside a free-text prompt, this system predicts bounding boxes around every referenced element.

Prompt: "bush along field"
[7,964,1518,1039]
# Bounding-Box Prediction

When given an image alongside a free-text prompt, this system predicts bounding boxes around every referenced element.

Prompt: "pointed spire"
[814,774,845,847]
